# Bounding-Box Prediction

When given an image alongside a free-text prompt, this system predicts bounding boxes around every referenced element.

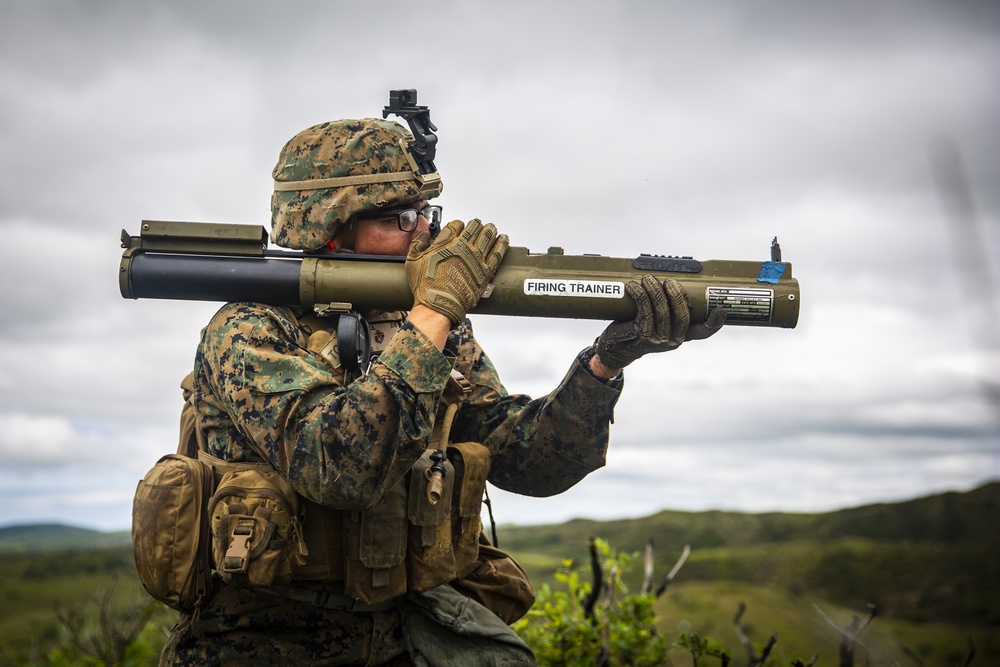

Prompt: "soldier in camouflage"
[160,117,723,666]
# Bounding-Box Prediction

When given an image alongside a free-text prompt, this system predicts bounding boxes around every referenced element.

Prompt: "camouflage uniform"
[160,114,624,665]
[160,303,622,665]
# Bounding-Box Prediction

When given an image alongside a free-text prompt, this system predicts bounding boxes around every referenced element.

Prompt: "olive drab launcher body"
[119,219,800,328]
[120,88,799,327]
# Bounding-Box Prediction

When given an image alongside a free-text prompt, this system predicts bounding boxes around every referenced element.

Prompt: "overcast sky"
[1,0,998,532]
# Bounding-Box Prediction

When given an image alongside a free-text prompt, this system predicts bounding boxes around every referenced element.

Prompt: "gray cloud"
[0,0,997,530]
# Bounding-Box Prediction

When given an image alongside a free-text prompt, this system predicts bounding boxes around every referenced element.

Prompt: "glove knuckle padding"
[664,278,689,341]
[460,218,482,241]
[643,277,672,341]
[437,220,463,245]
[487,234,510,273]
[626,282,652,333]
[596,275,696,367]
[406,218,505,326]
[475,224,497,254]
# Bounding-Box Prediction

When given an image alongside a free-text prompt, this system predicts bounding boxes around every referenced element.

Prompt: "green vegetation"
[502,482,1000,664]
[0,483,996,665]
[655,581,997,666]
[501,482,1000,627]
[0,547,176,665]
[514,538,671,666]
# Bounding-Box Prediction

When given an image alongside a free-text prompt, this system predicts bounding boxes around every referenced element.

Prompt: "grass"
[656,581,998,666]
[0,548,177,664]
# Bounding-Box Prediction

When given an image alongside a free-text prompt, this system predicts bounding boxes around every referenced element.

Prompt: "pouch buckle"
[223,515,255,573]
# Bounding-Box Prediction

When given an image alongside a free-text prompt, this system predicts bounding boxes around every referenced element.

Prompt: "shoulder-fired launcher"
[119,220,800,327]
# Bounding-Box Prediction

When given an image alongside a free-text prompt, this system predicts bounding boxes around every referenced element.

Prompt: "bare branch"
[900,644,926,666]
[839,615,861,667]
[760,633,778,664]
[52,572,156,665]
[814,603,896,667]
[733,602,780,667]
[654,544,691,598]
[640,538,655,595]
[838,604,876,667]
[604,564,618,610]
[733,602,755,666]
[666,544,692,581]
[597,602,611,667]
[858,602,877,633]
[964,636,977,667]
[583,534,602,621]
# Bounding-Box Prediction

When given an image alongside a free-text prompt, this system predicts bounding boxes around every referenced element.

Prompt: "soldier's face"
[351,202,434,256]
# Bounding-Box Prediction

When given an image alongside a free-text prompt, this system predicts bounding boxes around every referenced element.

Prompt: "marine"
[151,97,725,666]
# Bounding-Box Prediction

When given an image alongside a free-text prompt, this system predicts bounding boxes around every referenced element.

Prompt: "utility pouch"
[208,467,307,588]
[449,534,536,625]
[406,449,457,591]
[343,478,408,605]
[401,585,536,667]
[131,454,215,613]
[448,442,491,578]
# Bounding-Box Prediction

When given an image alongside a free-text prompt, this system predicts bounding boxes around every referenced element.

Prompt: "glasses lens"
[397,209,419,231]
[422,206,442,227]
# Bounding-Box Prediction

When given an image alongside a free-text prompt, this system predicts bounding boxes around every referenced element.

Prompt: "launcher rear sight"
[383,88,438,174]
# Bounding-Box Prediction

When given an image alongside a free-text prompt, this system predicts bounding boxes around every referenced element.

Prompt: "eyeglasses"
[365,205,443,232]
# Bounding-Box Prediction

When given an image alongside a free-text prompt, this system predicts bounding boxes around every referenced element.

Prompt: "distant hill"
[499,482,1000,627]
[502,481,1000,551]
[0,523,131,553]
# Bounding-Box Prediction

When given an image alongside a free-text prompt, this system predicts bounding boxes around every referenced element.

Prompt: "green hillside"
[0,483,996,665]
[498,483,999,665]
[500,482,999,554]
[499,482,1000,627]
[0,523,132,553]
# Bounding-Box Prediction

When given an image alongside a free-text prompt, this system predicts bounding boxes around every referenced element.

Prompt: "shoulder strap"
[423,369,473,504]
[430,369,472,449]
[177,371,204,457]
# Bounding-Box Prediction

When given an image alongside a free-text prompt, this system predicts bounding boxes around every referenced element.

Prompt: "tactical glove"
[594,275,726,369]
[406,219,509,327]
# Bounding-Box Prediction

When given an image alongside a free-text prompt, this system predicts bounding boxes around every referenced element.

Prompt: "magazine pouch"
[448,442,491,578]
[406,449,457,590]
[343,477,409,604]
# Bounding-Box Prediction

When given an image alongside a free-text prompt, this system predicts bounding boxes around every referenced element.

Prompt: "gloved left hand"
[594,275,725,369]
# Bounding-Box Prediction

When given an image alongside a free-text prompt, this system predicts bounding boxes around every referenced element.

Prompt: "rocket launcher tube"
[120,221,800,328]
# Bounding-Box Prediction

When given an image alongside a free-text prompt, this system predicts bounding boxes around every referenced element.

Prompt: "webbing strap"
[273,171,417,192]
[340,221,357,252]
[429,370,472,450]
[257,585,398,613]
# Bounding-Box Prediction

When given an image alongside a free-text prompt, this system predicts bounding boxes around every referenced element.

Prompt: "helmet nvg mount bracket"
[383,89,438,177]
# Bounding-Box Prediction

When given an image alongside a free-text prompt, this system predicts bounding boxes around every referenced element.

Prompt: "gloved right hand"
[406,219,509,327]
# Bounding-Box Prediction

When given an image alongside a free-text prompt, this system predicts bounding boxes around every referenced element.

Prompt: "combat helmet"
[271,118,444,250]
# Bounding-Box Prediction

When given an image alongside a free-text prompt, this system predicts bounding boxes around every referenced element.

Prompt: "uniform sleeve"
[447,321,622,497]
[196,303,452,509]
